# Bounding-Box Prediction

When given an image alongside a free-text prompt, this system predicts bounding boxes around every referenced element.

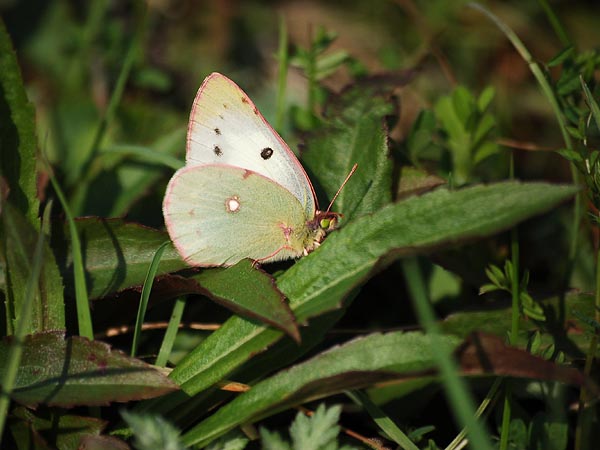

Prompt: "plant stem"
[275,14,289,131]
[574,246,600,449]
[469,2,580,326]
[499,153,521,450]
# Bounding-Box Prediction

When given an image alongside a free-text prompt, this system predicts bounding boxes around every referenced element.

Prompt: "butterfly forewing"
[186,73,317,217]
[163,165,314,267]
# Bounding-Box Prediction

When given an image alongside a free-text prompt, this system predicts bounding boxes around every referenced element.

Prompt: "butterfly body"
[163,73,336,267]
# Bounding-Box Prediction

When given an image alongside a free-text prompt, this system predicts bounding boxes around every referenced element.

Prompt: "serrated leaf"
[260,429,291,450]
[207,430,250,450]
[170,182,577,394]
[290,404,342,450]
[121,410,185,450]
[0,20,40,227]
[0,331,178,406]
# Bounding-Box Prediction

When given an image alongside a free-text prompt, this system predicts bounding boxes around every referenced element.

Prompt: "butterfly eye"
[260,147,274,160]
[319,218,331,229]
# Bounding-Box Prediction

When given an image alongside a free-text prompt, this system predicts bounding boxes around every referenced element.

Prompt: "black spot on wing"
[260,147,274,160]
[214,145,223,156]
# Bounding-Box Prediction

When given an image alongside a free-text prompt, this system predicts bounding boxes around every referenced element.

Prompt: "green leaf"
[196,261,299,342]
[289,404,345,450]
[181,332,457,447]
[121,410,185,450]
[260,428,291,450]
[0,331,178,406]
[207,430,250,450]
[302,80,395,218]
[397,166,446,200]
[9,407,107,450]
[547,45,574,67]
[580,76,600,133]
[442,291,595,354]
[477,86,495,112]
[170,182,577,394]
[0,19,40,227]
[56,218,187,299]
[1,202,64,333]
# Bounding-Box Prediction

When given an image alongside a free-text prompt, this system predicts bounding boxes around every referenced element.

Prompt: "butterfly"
[163,72,352,267]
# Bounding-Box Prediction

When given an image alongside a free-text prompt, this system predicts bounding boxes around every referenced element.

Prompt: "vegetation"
[1,1,599,449]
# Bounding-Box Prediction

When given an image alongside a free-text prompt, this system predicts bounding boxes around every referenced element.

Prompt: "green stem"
[47,163,93,339]
[0,222,45,441]
[499,153,521,450]
[537,0,571,47]
[574,247,600,450]
[401,258,493,450]
[275,14,289,131]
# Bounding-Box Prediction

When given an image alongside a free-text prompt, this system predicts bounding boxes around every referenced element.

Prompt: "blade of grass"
[346,390,420,450]
[47,162,93,339]
[131,241,170,357]
[469,2,580,327]
[155,297,187,368]
[581,76,600,132]
[401,257,493,450]
[537,0,571,47]
[446,378,503,450]
[0,216,45,441]
[275,14,289,131]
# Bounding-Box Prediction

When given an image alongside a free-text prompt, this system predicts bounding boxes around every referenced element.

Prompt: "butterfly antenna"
[326,163,358,213]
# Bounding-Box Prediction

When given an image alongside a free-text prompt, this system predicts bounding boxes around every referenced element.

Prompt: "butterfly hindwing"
[163,165,314,267]
[186,73,316,217]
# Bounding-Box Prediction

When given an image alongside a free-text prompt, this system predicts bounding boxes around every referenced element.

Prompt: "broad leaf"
[181,331,584,447]
[170,182,577,394]
[1,203,64,333]
[302,77,398,218]
[0,332,178,406]
[0,19,39,226]
[55,218,186,299]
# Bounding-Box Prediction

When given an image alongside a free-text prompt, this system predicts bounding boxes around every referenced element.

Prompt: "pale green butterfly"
[163,72,350,267]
